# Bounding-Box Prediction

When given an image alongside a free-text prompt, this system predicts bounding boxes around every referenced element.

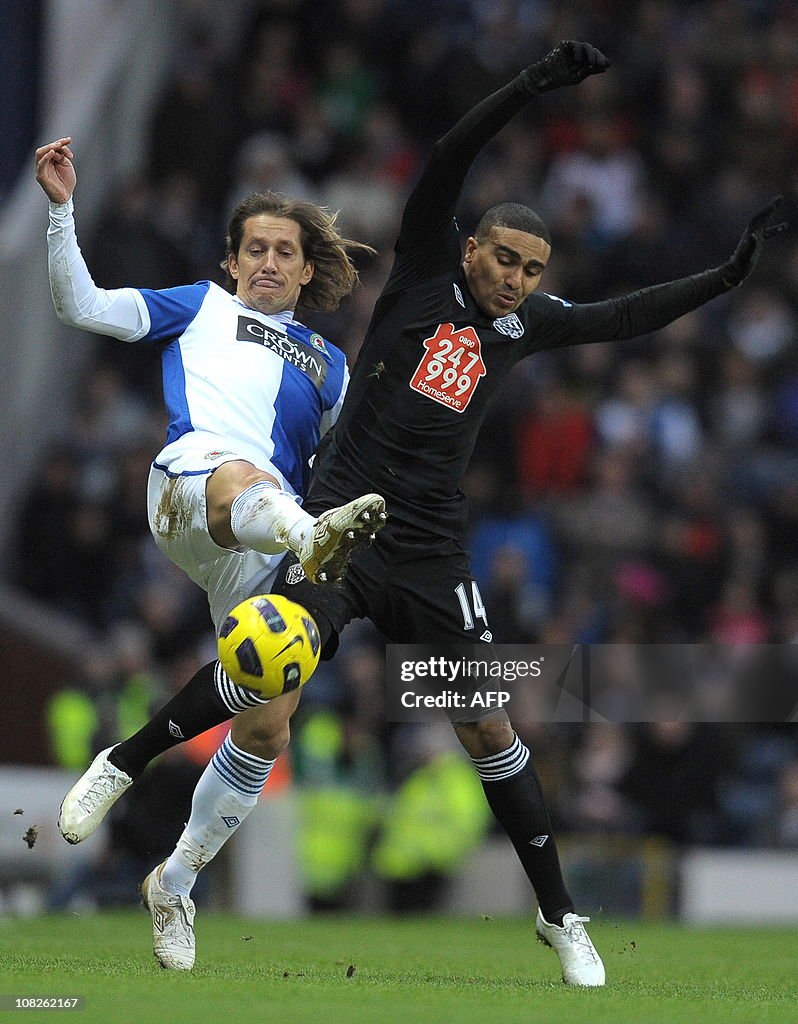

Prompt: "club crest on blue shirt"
[492,313,524,338]
[308,333,328,354]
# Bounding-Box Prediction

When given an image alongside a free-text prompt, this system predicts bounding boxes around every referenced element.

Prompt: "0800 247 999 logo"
[409,323,486,413]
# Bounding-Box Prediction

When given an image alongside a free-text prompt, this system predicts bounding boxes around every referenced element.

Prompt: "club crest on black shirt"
[492,313,524,338]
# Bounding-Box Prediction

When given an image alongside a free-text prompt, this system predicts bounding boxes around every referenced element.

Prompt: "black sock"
[473,738,573,924]
[109,661,231,778]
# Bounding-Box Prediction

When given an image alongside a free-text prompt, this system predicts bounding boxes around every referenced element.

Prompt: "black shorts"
[271,517,494,658]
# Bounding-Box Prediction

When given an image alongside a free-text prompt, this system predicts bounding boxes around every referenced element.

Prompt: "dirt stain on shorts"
[154,476,193,540]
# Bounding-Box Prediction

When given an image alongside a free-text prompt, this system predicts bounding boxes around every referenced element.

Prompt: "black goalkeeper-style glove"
[720,196,788,287]
[520,40,611,94]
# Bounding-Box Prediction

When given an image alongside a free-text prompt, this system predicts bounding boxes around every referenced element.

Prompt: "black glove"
[521,40,611,94]
[720,196,788,288]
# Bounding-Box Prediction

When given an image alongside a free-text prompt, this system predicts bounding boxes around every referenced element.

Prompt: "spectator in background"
[89,179,199,291]
[148,28,235,210]
[47,647,115,771]
[554,449,655,582]
[656,468,726,635]
[594,361,654,455]
[618,722,733,845]
[516,383,593,498]
[710,350,768,454]
[646,62,717,220]
[226,131,316,213]
[724,507,769,594]
[385,28,460,145]
[13,445,78,603]
[728,286,796,364]
[372,724,491,913]
[232,19,308,140]
[540,113,646,245]
[315,40,379,140]
[70,365,154,482]
[709,578,770,645]
[480,544,547,642]
[320,144,404,248]
[567,724,633,833]
[649,350,703,482]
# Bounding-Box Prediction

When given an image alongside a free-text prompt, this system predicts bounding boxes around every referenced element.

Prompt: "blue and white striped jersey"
[47,200,348,498]
[135,281,346,496]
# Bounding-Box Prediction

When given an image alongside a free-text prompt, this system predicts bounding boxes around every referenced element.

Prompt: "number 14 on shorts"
[455,581,489,633]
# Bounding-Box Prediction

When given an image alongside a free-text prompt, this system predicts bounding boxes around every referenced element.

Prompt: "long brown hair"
[221,191,375,312]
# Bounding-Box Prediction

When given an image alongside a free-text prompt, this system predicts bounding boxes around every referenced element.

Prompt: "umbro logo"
[312,522,332,547]
[480,630,493,642]
[168,720,185,739]
[529,834,549,847]
[153,909,168,933]
[222,815,241,828]
[453,283,465,308]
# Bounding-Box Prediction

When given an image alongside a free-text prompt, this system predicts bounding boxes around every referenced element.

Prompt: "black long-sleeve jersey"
[311,72,731,539]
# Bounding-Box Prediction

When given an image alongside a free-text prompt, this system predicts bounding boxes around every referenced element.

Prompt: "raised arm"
[35,138,150,340]
[35,136,76,205]
[540,198,788,348]
[397,41,611,253]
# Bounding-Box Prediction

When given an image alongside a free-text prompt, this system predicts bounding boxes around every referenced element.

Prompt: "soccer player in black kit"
[59,41,786,982]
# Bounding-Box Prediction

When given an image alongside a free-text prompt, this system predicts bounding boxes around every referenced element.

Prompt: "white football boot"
[299,493,387,583]
[58,746,133,844]
[535,909,606,986]
[141,861,196,971]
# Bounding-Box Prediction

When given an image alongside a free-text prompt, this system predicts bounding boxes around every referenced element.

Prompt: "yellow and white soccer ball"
[218,594,321,698]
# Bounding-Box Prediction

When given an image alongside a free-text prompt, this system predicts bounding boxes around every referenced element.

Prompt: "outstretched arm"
[540,198,788,348]
[35,137,150,340]
[397,41,611,254]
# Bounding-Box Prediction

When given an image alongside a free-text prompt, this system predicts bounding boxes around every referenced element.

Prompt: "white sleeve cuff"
[48,196,75,221]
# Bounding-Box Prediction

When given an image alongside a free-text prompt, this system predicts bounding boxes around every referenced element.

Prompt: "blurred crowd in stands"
[8,0,798,902]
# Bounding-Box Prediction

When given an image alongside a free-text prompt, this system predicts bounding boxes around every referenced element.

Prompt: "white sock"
[160,735,275,897]
[229,480,314,555]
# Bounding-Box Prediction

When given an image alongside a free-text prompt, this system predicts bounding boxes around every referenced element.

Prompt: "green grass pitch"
[0,912,796,1024]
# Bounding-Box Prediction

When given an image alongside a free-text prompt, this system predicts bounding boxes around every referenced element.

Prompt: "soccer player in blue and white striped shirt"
[37,137,386,965]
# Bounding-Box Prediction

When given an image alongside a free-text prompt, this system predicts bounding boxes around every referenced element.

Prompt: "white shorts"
[146,437,290,634]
